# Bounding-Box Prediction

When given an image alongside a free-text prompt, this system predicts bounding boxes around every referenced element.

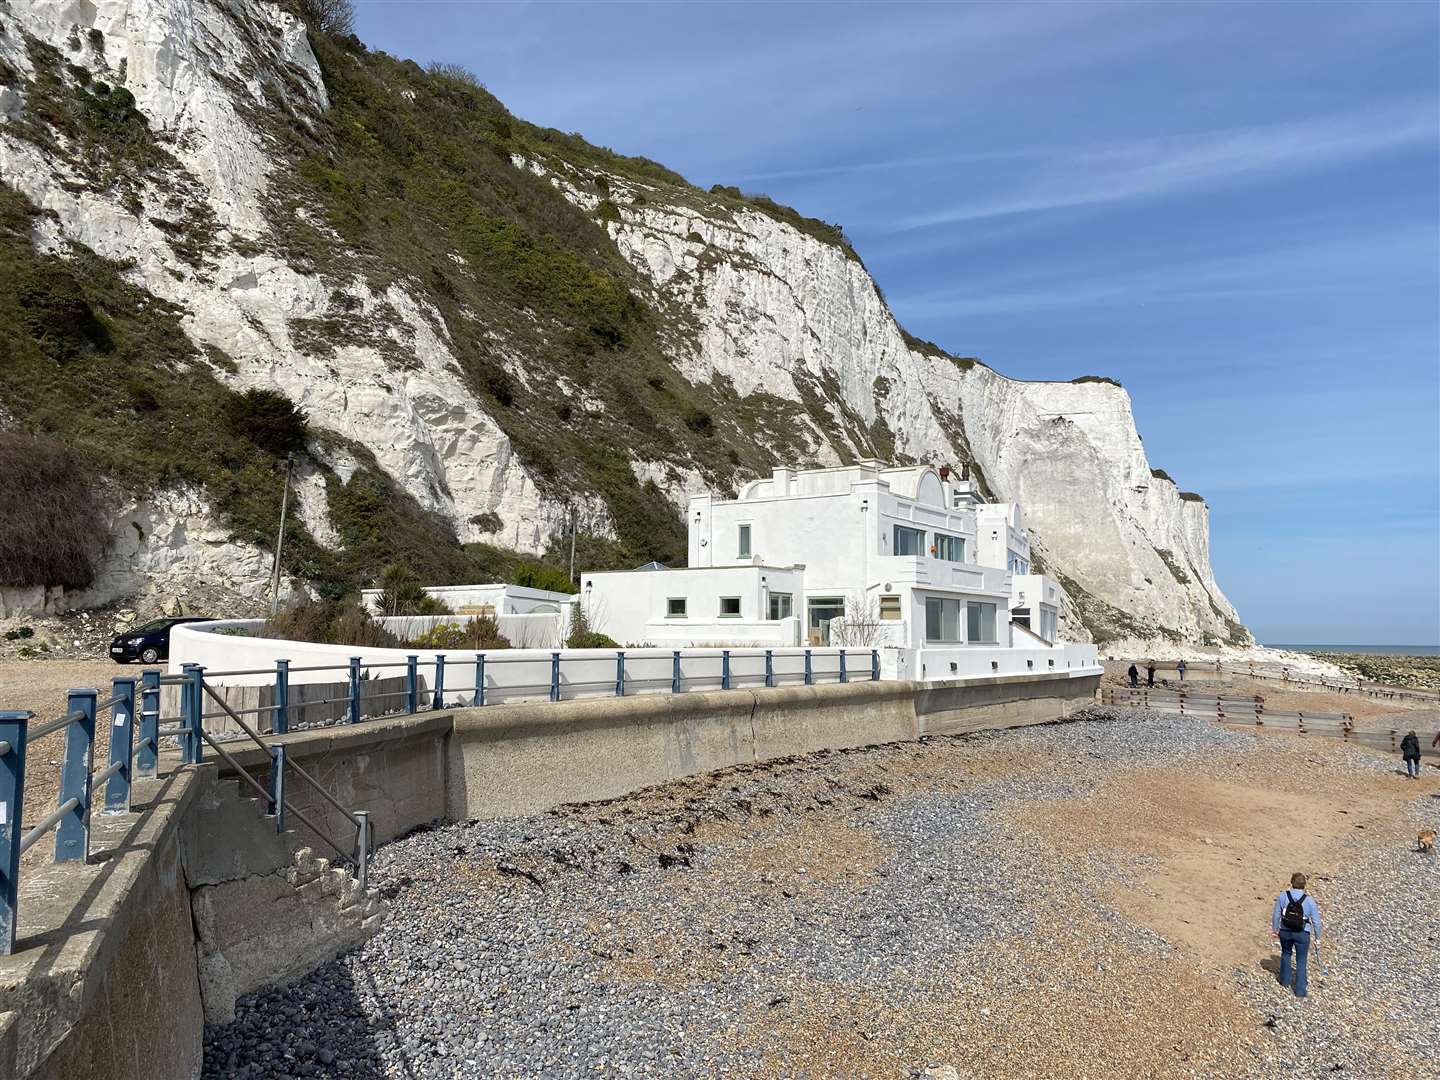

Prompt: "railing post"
[871,649,880,682]
[268,744,286,832]
[137,669,160,779]
[355,810,371,893]
[405,655,418,714]
[104,677,136,814]
[615,651,626,697]
[0,711,29,956]
[722,649,731,690]
[347,657,362,724]
[180,664,205,764]
[274,659,290,735]
[671,650,681,695]
[839,650,848,683]
[765,649,774,688]
[474,653,486,706]
[55,689,97,863]
[550,652,561,702]
[804,649,813,686]
[432,655,446,710]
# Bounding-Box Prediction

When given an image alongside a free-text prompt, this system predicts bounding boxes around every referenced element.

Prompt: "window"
[666,597,687,618]
[719,596,741,618]
[879,595,902,621]
[767,592,793,620]
[737,524,751,558]
[934,533,965,562]
[925,597,963,641]
[894,524,925,556]
[967,601,998,643]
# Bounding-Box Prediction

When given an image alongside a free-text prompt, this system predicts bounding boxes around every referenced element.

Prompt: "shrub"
[565,603,618,648]
[0,433,100,589]
[469,511,503,533]
[513,561,575,594]
[374,563,456,616]
[298,0,356,35]
[406,616,511,650]
[224,388,308,458]
[1071,375,1122,387]
[262,596,398,646]
[1150,468,1173,483]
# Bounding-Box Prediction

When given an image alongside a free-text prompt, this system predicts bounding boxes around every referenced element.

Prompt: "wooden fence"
[1100,687,1437,759]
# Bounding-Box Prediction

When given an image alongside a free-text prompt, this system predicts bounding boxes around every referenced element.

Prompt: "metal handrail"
[92,760,124,787]
[195,727,354,867]
[19,797,79,854]
[201,684,361,829]
[25,711,84,744]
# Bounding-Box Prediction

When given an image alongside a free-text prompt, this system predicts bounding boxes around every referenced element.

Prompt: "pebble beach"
[202,707,1439,1079]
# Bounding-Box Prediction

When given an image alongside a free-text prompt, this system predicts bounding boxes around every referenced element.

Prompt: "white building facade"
[583,461,1092,681]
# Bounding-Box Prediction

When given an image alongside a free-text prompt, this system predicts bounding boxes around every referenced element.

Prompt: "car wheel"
[140,647,160,665]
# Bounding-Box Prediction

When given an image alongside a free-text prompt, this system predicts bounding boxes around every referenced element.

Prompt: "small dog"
[1420,828,1436,854]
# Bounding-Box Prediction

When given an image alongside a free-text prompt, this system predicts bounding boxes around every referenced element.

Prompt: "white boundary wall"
[170,622,1101,705]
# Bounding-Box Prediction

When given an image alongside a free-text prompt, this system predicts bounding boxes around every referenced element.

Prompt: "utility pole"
[269,455,292,616]
[568,504,578,585]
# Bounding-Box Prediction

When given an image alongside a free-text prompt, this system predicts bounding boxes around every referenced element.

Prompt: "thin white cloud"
[896,102,1438,229]
[891,224,1434,317]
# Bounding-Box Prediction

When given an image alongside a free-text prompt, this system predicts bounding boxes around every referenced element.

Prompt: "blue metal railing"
[0,645,880,955]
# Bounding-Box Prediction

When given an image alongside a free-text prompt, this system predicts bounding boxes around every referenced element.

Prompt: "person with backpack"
[1271,872,1322,997]
[1146,662,1156,687]
[1400,730,1421,778]
[1177,659,1187,682]
[1127,663,1139,688]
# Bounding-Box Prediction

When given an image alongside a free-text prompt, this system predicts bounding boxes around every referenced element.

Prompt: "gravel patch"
[202,707,1439,1079]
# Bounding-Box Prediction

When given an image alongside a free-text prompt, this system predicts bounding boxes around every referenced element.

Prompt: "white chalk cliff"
[0,0,1249,648]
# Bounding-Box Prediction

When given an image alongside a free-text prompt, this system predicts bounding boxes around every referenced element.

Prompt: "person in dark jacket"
[1127,664,1139,688]
[1146,662,1156,687]
[1401,730,1421,778]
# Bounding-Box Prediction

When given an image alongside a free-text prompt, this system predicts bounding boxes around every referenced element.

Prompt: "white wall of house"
[581,564,805,647]
[976,503,1032,574]
[360,583,572,616]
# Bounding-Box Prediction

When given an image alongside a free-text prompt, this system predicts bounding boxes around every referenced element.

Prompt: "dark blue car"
[108,616,210,664]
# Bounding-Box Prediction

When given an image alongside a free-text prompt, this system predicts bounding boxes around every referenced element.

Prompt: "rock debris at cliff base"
[202,710,1439,1079]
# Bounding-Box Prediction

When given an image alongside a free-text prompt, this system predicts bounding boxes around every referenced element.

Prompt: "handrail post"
[765,649,774,688]
[671,650,681,695]
[181,664,205,764]
[55,689,97,863]
[722,649,731,690]
[104,677,136,814]
[347,657,361,724]
[615,651,626,697]
[0,711,29,955]
[871,649,880,682]
[839,649,848,684]
[274,659,290,734]
[804,649,813,686]
[355,810,371,893]
[137,669,160,779]
[405,655,418,714]
[474,653,486,707]
[432,655,446,710]
[268,744,286,832]
[550,652,561,702]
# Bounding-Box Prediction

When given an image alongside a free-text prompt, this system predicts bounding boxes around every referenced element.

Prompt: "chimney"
[938,464,951,481]
[771,466,792,494]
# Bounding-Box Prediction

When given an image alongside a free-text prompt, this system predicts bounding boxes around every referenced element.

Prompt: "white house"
[582,460,1083,680]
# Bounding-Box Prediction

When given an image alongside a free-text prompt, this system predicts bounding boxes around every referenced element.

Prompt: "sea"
[1266,644,1440,657]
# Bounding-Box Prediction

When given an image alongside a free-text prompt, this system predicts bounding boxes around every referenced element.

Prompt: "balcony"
[872,556,1008,595]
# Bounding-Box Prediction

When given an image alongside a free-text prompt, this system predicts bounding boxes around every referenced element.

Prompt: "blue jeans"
[1405,757,1420,777]
[1279,930,1311,996]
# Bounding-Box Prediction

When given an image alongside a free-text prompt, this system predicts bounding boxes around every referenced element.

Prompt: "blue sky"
[354,0,1439,645]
